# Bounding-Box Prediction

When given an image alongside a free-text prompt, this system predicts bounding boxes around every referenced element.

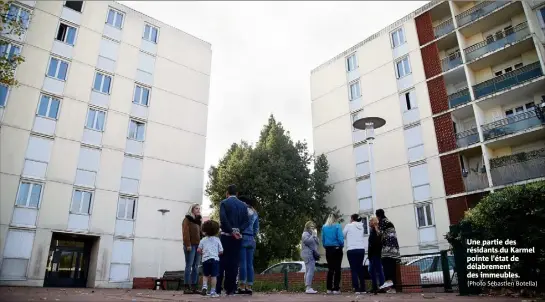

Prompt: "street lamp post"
[353,117,386,212]
[157,208,170,285]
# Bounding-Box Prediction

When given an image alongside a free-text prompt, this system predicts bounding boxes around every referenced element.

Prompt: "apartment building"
[310,0,545,257]
[0,1,211,288]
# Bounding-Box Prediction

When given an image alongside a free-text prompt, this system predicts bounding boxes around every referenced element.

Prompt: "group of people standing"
[301,209,400,295]
[181,185,259,297]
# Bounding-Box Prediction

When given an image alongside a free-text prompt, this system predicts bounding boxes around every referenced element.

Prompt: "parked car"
[404,254,457,286]
[260,261,329,274]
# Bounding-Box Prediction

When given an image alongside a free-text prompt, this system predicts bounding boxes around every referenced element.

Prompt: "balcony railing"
[464,22,530,62]
[456,1,511,27]
[463,171,490,192]
[482,107,545,141]
[448,88,471,108]
[441,51,463,72]
[434,18,455,39]
[456,127,480,148]
[473,62,543,100]
[490,148,545,186]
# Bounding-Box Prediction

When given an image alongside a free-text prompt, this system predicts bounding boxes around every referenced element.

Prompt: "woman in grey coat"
[301,221,319,294]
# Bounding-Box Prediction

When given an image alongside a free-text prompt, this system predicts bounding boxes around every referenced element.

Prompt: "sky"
[123,1,428,215]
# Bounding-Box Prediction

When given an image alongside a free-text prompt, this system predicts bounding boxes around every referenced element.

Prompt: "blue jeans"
[184,245,201,285]
[368,256,385,291]
[239,246,255,286]
[347,249,366,292]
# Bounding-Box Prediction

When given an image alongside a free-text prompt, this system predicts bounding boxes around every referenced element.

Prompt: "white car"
[260,261,329,274]
[404,254,458,286]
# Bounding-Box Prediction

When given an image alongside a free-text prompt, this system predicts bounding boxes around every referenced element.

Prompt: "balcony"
[441,51,463,73]
[434,19,455,39]
[482,107,545,141]
[462,170,490,192]
[464,22,530,62]
[448,88,471,108]
[473,62,544,100]
[456,1,511,28]
[490,148,545,186]
[456,127,480,148]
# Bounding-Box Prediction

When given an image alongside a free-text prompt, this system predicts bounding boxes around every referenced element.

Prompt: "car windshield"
[410,257,434,273]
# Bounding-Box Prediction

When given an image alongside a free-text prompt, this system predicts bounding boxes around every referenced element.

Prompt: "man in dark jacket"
[216,185,250,296]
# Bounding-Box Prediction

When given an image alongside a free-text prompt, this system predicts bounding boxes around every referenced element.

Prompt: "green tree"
[1,1,27,86]
[205,115,339,271]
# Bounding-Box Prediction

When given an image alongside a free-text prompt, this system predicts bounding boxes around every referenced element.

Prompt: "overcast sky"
[123,1,428,215]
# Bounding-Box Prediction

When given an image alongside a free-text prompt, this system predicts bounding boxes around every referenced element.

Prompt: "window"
[93,72,112,94]
[15,182,43,208]
[346,54,357,72]
[71,190,92,214]
[128,120,145,141]
[505,103,535,117]
[117,197,136,220]
[56,23,77,45]
[404,91,416,111]
[106,8,124,29]
[6,4,30,29]
[86,108,106,131]
[143,24,158,43]
[361,216,369,235]
[514,63,523,69]
[47,57,68,81]
[133,85,150,106]
[0,84,8,107]
[37,95,60,119]
[539,7,545,28]
[0,43,21,60]
[395,57,411,78]
[416,204,434,227]
[410,257,434,273]
[391,28,406,48]
[349,81,361,100]
[264,264,285,274]
[64,1,83,12]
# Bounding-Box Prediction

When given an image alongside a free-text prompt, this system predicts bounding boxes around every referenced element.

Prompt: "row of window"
[15,180,136,220]
[62,1,160,44]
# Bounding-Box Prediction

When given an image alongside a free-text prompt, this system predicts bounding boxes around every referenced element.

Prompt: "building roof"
[311,0,442,74]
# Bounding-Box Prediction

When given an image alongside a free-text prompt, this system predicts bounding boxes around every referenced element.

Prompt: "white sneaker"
[333,291,341,295]
[326,290,333,294]
[305,288,317,294]
[379,281,393,289]
[386,288,396,294]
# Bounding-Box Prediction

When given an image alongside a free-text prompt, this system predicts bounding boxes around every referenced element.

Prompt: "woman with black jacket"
[368,216,385,294]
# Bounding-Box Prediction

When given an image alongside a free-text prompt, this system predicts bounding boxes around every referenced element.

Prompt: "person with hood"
[343,213,367,294]
[301,221,320,294]
[321,213,344,294]
[376,209,400,293]
[237,195,259,295]
[182,203,203,294]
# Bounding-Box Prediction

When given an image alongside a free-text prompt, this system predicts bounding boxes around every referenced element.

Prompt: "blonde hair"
[324,213,338,226]
[186,203,201,217]
[369,216,379,226]
[304,221,315,231]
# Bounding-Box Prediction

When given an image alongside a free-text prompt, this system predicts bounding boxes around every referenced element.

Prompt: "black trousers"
[216,235,242,295]
[381,257,398,285]
[325,247,343,291]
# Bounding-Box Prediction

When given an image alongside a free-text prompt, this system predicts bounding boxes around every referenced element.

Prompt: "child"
[197,220,223,297]
[368,216,385,294]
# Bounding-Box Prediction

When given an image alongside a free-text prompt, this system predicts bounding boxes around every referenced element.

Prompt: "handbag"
[312,250,321,261]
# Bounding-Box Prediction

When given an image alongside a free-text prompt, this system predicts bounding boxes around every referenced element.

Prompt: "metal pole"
[156,209,169,285]
[367,137,377,212]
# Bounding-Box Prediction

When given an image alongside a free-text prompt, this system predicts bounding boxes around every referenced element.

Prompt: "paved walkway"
[0,287,527,301]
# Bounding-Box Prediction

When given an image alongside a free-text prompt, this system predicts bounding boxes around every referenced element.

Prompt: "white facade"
[0,1,211,287]
[310,0,545,261]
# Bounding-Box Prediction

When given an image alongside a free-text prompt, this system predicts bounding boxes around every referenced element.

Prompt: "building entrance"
[43,233,95,287]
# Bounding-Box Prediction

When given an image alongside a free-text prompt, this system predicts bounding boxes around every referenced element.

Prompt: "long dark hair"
[375,209,386,219]
[351,213,362,222]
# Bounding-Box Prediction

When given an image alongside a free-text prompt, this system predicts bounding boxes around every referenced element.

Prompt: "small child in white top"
[197,220,223,297]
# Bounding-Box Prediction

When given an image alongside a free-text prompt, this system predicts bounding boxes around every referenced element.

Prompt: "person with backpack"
[343,213,367,294]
